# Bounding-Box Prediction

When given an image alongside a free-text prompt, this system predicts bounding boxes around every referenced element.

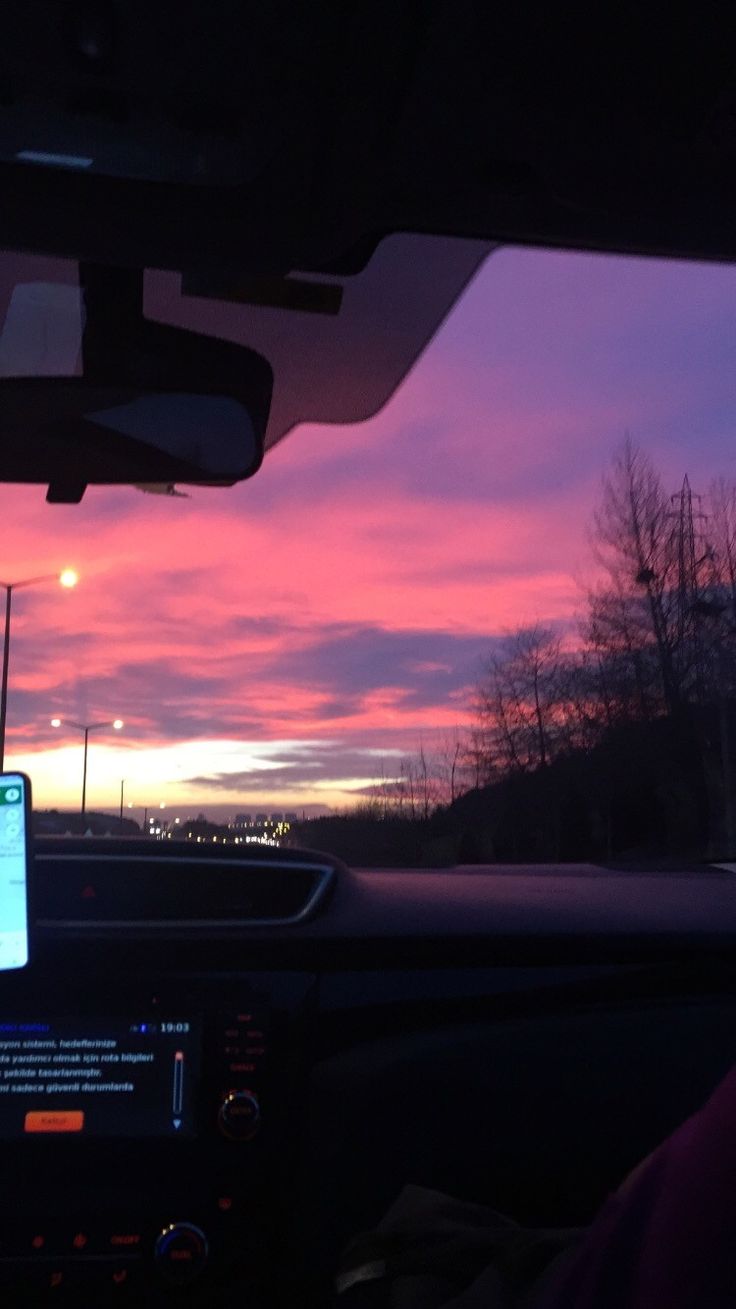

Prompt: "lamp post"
[51,718,123,822]
[0,569,78,769]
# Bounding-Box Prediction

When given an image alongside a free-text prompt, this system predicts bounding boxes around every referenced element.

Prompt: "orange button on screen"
[24,1110,84,1134]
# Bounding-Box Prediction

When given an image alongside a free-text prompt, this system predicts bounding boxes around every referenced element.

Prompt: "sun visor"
[142,234,495,450]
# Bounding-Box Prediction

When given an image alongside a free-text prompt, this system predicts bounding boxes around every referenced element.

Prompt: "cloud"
[3,246,736,810]
[7,619,494,753]
[184,739,409,793]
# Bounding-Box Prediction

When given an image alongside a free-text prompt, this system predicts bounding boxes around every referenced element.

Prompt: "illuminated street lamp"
[51,717,123,822]
[0,569,78,768]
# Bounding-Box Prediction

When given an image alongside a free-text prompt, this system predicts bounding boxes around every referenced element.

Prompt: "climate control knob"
[219,1089,261,1140]
[154,1222,208,1284]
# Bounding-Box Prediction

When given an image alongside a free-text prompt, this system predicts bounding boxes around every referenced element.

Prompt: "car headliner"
[2,4,736,273]
[2,6,736,454]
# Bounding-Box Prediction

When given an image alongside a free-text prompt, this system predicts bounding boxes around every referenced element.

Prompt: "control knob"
[219,1089,260,1140]
[154,1222,208,1284]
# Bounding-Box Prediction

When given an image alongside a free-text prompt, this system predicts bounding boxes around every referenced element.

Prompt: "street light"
[51,718,123,822]
[0,570,78,768]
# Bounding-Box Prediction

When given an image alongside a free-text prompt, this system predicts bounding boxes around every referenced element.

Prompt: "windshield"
[3,243,736,865]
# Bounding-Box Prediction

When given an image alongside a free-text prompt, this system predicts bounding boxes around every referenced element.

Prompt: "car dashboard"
[2,839,736,1306]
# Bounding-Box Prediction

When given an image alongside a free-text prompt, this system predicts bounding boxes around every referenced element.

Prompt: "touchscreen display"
[0,775,31,971]
[0,1019,199,1138]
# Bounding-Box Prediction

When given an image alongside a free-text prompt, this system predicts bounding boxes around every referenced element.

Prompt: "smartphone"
[0,773,32,970]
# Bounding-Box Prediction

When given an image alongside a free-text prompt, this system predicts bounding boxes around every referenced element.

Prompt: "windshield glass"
[3,243,736,864]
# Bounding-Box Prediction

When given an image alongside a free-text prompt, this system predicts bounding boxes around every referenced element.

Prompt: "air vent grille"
[35,853,335,927]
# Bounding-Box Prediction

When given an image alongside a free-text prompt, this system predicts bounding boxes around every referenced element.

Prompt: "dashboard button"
[39,1265,71,1293]
[0,1261,73,1294]
[218,1089,260,1140]
[17,1224,63,1256]
[24,1110,84,1134]
[107,1231,143,1252]
[108,1262,138,1290]
[154,1223,208,1285]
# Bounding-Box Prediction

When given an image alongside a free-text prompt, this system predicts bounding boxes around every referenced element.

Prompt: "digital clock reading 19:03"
[160,1021,191,1034]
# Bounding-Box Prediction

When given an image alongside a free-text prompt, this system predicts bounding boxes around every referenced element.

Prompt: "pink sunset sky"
[2,244,736,818]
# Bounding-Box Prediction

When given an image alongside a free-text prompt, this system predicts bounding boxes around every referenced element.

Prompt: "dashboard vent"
[34,852,335,928]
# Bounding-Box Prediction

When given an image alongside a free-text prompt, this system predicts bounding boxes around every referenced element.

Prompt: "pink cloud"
[2,246,736,806]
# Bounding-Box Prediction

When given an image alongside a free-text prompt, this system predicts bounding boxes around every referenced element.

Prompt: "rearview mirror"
[0,263,272,502]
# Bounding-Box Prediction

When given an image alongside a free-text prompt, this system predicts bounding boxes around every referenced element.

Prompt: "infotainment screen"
[0,1019,199,1139]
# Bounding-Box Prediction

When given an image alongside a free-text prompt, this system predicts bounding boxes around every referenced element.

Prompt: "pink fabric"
[536,1065,736,1308]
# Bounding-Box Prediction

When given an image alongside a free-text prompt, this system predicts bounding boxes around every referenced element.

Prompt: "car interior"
[1,4,736,1306]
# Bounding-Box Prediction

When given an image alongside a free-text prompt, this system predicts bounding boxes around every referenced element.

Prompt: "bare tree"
[460,726,493,791]
[446,732,463,805]
[429,730,466,806]
[586,437,684,714]
[459,443,736,858]
[587,441,736,720]
[708,477,736,629]
[477,625,563,774]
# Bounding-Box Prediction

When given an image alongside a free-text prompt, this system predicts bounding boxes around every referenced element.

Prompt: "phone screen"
[0,774,31,970]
